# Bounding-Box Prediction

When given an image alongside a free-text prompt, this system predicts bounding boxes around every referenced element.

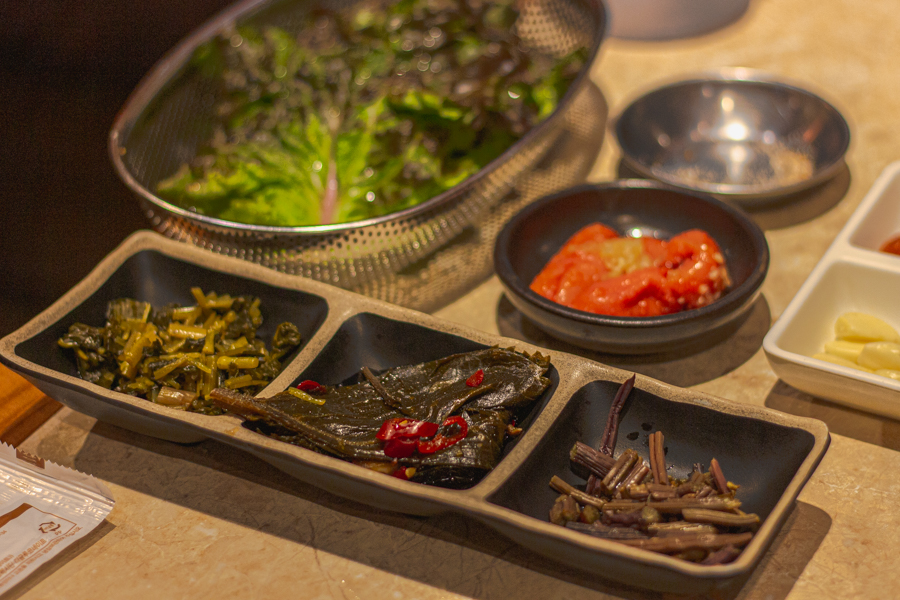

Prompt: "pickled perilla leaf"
[210,347,552,488]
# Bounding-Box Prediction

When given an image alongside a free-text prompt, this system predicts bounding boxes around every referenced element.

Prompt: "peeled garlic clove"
[834,312,900,343]
[812,353,873,373]
[823,340,866,362]
[858,341,900,370]
[875,369,900,381]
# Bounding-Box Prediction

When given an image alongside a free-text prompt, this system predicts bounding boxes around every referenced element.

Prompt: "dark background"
[0,1,234,336]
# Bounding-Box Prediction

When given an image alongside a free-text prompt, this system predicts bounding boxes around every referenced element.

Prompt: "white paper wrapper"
[0,443,114,592]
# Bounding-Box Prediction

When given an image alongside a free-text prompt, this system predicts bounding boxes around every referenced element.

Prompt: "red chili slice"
[376,418,439,441]
[297,380,324,393]
[465,369,484,387]
[417,416,469,454]
[391,467,410,480]
[383,437,418,458]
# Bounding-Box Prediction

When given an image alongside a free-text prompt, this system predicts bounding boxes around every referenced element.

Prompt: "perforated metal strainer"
[110,0,608,311]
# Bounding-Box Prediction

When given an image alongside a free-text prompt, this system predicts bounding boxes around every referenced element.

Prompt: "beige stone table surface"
[9,0,900,598]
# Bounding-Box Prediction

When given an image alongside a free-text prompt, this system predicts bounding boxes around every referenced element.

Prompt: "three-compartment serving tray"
[764,161,900,419]
[0,231,828,594]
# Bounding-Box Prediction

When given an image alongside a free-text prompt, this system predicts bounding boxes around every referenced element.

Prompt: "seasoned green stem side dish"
[156,0,588,226]
[210,347,551,488]
[57,288,302,414]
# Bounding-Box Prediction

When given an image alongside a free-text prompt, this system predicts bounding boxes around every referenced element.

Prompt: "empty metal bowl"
[613,69,850,200]
[493,180,769,354]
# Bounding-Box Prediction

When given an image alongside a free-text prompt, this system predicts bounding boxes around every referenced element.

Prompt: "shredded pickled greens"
[57,288,302,414]
[156,0,587,226]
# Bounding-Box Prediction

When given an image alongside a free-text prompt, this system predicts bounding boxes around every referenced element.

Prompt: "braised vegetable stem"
[621,463,651,490]
[710,458,730,494]
[600,449,639,495]
[569,441,616,478]
[550,476,606,509]
[599,374,637,455]
[649,430,666,484]
[547,372,759,565]
[361,366,401,408]
[585,374,635,495]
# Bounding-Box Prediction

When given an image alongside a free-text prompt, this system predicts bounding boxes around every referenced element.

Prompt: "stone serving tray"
[0,231,829,595]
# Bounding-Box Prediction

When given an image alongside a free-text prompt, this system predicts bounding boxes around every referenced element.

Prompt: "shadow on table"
[46,416,829,600]
[495,293,771,387]
[765,380,900,451]
[614,161,851,231]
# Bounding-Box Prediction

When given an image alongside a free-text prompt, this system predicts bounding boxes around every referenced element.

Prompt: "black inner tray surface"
[488,378,817,521]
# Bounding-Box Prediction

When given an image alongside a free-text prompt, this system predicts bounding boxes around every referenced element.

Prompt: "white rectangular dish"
[764,161,900,419]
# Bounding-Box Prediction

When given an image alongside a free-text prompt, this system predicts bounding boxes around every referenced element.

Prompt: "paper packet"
[0,443,114,593]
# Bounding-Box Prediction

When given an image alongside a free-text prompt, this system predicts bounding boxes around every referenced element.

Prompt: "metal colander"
[110,0,608,311]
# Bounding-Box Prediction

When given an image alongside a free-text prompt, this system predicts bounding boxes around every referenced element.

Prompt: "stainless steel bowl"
[613,69,850,201]
[109,0,608,312]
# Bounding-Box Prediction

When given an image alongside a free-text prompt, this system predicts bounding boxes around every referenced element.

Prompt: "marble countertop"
[11,0,900,597]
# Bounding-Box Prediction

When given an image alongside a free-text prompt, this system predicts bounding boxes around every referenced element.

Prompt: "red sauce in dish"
[529,224,731,317]
[880,235,900,256]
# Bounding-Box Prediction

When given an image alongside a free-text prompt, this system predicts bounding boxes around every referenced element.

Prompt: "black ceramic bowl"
[493,180,769,353]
